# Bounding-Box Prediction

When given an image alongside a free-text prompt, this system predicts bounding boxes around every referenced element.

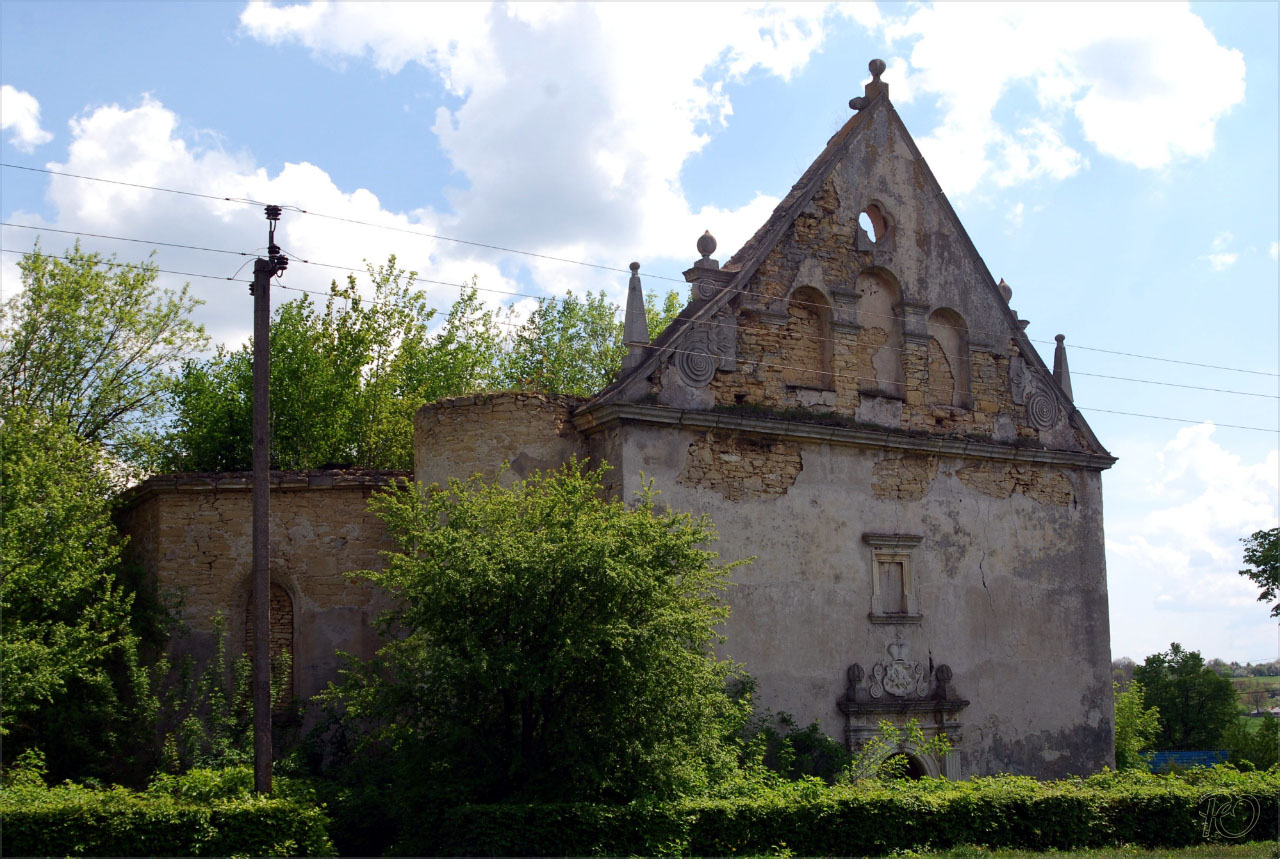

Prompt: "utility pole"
[251,205,288,794]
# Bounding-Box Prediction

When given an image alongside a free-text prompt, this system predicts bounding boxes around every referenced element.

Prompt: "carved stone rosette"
[675,309,737,389]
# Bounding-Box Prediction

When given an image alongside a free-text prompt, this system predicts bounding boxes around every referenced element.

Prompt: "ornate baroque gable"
[587,60,1109,460]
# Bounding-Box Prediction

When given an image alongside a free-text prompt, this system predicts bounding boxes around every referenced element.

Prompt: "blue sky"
[2,1,1277,663]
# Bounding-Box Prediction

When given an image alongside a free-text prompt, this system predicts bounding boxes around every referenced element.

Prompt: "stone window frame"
[862,533,923,623]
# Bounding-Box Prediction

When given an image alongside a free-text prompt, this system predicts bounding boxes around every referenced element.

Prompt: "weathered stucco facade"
[414,63,1116,778]
[121,61,1115,779]
[117,471,404,701]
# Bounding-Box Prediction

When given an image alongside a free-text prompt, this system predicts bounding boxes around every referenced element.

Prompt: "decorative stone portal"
[838,633,968,778]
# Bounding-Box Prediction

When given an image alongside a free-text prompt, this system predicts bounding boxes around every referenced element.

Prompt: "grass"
[751,843,1280,858]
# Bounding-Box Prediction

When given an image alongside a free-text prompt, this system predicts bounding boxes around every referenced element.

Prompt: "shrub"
[0,767,333,857]
[399,766,1279,856]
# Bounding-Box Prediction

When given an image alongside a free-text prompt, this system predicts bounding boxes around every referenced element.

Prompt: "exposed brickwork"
[872,453,940,501]
[677,431,802,500]
[245,583,294,696]
[956,462,1074,506]
[648,172,1059,447]
[415,392,586,486]
[116,470,405,697]
[927,337,956,406]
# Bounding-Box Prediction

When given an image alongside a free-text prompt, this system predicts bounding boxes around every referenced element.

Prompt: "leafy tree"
[1239,527,1279,617]
[0,409,152,780]
[1133,643,1239,750]
[0,242,207,474]
[163,261,502,472]
[645,288,685,341]
[1224,714,1279,770]
[498,290,625,396]
[327,461,747,803]
[1113,680,1160,771]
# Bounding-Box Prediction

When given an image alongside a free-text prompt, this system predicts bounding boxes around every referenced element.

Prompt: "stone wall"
[116,470,405,700]
[414,392,588,487]
[591,416,1113,779]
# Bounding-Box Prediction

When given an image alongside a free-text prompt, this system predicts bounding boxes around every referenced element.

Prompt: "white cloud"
[1005,200,1024,231]
[1,96,525,349]
[237,2,857,285]
[1270,241,1278,261]
[1,85,54,152]
[1202,231,1239,271]
[874,2,1244,195]
[1106,423,1279,661]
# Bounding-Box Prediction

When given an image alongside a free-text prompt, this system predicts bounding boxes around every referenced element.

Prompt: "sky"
[1,1,1277,664]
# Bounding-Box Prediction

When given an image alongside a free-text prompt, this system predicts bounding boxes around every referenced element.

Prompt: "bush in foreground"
[409,766,1279,856]
[0,764,334,857]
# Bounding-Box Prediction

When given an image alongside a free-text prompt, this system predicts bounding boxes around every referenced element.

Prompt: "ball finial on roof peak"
[629,261,640,273]
[697,230,717,260]
[869,58,886,80]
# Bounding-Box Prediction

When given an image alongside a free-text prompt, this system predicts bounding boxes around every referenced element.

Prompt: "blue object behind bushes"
[1148,750,1229,772]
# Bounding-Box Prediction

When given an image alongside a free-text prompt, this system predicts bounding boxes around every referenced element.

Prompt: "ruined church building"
[122,62,1117,778]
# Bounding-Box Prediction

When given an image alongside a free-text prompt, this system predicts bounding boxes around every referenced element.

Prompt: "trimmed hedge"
[417,768,1280,856]
[0,772,335,857]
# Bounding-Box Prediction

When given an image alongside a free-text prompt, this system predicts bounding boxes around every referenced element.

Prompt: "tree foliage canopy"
[1132,643,1239,750]
[1239,527,1279,617]
[164,256,687,472]
[0,243,207,473]
[328,461,747,803]
[162,261,503,472]
[0,409,152,778]
[1112,680,1160,770]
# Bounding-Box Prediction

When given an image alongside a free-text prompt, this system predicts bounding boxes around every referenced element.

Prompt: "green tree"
[328,461,747,803]
[1239,527,1279,617]
[1133,643,1239,750]
[1113,680,1161,770]
[0,242,207,475]
[498,290,624,396]
[163,260,502,472]
[1224,713,1279,770]
[645,288,684,341]
[0,409,152,780]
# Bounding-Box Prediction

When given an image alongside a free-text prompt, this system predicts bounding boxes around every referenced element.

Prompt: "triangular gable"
[588,77,1109,460]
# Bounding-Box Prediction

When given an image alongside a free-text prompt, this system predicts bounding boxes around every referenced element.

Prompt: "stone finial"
[1053,334,1073,402]
[998,278,1013,303]
[621,261,650,374]
[694,230,720,270]
[850,58,889,111]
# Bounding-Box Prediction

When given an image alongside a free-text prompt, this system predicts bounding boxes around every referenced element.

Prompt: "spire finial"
[1053,334,1073,402]
[694,230,719,270]
[850,58,889,112]
[621,261,649,374]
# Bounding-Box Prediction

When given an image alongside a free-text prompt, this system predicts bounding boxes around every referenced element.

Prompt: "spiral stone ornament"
[676,343,717,387]
[1026,386,1059,430]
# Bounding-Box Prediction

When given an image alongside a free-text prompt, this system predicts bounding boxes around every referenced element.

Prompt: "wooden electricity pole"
[251,205,287,794]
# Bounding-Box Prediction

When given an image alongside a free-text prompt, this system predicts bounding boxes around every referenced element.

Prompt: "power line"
[0,247,250,284]
[5,219,1276,398]
[5,176,1277,378]
[4,244,1272,434]
[2,221,259,259]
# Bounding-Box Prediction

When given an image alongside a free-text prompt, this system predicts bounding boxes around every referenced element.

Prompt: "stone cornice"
[573,403,1117,471]
[117,469,411,510]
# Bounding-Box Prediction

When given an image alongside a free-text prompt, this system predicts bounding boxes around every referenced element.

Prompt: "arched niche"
[244,582,295,701]
[781,285,834,391]
[854,269,905,399]
[926,307,971,409]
